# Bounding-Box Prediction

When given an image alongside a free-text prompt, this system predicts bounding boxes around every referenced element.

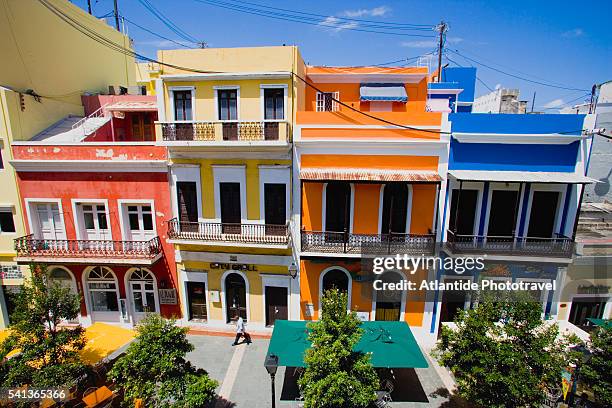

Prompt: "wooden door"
[176,182,198,232]
[264,183,286,235]
[220,182,241,234]
[265,286,288,326]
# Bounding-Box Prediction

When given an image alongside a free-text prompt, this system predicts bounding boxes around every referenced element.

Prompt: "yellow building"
[0,0,135,327]
[155,46,303,330]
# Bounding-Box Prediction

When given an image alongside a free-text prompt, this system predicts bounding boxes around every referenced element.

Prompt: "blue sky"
[73,0,611,111]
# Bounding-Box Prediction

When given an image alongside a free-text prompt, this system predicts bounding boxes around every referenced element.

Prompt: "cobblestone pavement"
[187,334,450,407]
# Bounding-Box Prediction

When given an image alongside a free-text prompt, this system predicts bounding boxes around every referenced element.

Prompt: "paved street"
[187,334,451,407]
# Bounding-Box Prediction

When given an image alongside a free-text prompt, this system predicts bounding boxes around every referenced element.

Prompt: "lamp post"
[288,262,298,279]
[264,353,279,408]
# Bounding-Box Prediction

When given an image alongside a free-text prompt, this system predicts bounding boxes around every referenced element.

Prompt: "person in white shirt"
[232,313,252,346]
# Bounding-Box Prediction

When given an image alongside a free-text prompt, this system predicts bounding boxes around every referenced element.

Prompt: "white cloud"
[318,16,359,33]
[342,6,390,18]
[400,37,463,48]
[543,98,564,109]
[562,28,584,38]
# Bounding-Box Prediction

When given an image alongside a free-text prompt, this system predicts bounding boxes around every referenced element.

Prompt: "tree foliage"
[298,289,379,408]
[0,264,86,388]
[108,313,217,407]
[435,294,579,408]
[580,326,612,405]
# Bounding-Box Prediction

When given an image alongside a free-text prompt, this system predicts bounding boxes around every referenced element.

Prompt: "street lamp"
[264,353,279,408]
[288,262,298,279]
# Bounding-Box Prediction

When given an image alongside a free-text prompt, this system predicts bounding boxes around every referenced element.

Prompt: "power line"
[445,54,494,92]
[192,0,437,37]
[121,15,193,49]
[447,48,589,92]
[137,0,199,44]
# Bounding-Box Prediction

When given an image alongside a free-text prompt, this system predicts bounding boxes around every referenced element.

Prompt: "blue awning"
[360,83,407,102]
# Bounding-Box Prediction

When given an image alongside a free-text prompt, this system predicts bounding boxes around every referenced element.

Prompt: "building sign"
[159,289,178,305]
[209,290,220,302]
[577,284,610,294]
[304,303,314,318]
[210,263,258,272]
[356,312,370,322]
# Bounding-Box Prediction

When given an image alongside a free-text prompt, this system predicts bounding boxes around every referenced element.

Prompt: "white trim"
[322,182,354,233]
[377,184,413,234]
[70,199,112,241]
[176,250,293,266]
[124,267,160,325]
[170,164,203,221]
[260,84,288,122]
[24,198,67,239]
[258,165,290,223]
[168,86,196,121]
[565,293,612,322]
[523,184,566,238]
[82,266,123,324]
[318,266,352,316]
[220,269,251,323]
[179,269,212,325]
[445,180,484,236]
[371,269,408,321]
[161,71,292,81]
[213,86,240,121]
[452,133,586,145]
[307,72,426,84]
[10,160,168,173]
[212,165,247,222]
[261,274,291,325]
[155,79,166,122]
[117,199,158,241]
[47,265,83,324]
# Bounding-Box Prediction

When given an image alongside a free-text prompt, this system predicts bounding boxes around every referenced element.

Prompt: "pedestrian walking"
[232,313,252,346]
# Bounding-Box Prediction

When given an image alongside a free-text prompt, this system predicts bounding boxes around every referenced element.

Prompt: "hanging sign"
[561,369,573,401]
[159,288,178,305]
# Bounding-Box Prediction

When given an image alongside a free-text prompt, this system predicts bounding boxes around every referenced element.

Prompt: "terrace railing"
[167,218,289,245]
[14,235,162,260]
[446,230,574,258]
[159,121,288,142]
[301,229,436,255]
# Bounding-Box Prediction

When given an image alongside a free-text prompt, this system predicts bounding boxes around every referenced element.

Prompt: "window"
[264,88,284,120]
[0,265,22,279]
[218,89,238,120]
[0,210,16,233]
[316,91,339,112]
[381,183,409,234]
[82,205,108,230]
[173,90,193,121]
[88,267,119,312]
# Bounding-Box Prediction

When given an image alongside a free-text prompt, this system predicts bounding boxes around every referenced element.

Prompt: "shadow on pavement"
[207,396,237,408]
[280,366,302,401]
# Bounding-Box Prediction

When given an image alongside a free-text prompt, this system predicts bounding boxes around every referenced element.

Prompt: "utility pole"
[87,0,92,15]
[435,21,448,83]
[531,92,536,113]
[589,84,597,114]
[113,0,120,32]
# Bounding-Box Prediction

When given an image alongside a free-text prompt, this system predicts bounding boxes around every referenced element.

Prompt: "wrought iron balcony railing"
[159,121,289,142]
[446,230,574,258]
[167,218,289,245]
[14,235,162,260]
[301,230,436,255]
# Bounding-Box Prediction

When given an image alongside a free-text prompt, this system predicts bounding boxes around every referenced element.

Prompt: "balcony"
[14,235,162,265]
[167,218,290,247]
[445,230,574,259]
[301,230,436,256]
[158,121,289,143]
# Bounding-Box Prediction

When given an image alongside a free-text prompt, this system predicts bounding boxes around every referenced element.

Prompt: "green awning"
[587,318,612,329]
[266,320,428,369]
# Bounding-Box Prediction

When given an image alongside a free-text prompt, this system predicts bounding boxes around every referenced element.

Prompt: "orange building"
[293,66,449,340]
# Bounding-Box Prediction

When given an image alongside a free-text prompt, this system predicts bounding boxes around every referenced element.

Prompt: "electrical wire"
[445,54,494,92]
[137,0,199,44]
[447,48,589,92]
[121,15,193,49]
[193,0,437,37]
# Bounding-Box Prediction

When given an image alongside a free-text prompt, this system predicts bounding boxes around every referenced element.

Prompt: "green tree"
[298,289,379,408]
[434,294,579,408]
[580,326,612,405]
[108,313,217,407]
[0,264,86,388]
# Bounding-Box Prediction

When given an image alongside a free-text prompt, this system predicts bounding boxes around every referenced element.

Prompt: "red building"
[11,95,179,326]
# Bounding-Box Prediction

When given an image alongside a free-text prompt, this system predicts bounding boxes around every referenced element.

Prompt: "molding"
[176,250,293,266]
[261,274,291,324]
[220,269,251,323]
[11,141,158,146]
[170,164,203,220]
[124,267,160,325]
[24,198,67,240]
[213,86,240,121]
[258,165,290,223]
[371,269,408,321]
[81,266,123,324]
[318,266,352,315]
[161,71,292,81]
[70,199,112,241]
[117,199,157,241]
[168,86,196,121]
[452,133,585,145]
[306,72,426,84]
[260,84,288,122]
[10,160,168,173]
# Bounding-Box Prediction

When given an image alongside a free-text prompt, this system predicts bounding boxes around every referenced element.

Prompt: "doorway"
[381,183,409,234]
[176,181,198,232]
[186,282,208,321]
[569,297,607,329]
[225,273,247,322]
[449,189,478,235]
[325,183,351,234]
[220,182,241,234]
[128,268,158,323]
[438,278,471,333]
[264,183,286,235]
[487,190,519,236]
[528,191,560,238]
[374,272,404,321]
[34,203,65,241]
[265,286,288,326]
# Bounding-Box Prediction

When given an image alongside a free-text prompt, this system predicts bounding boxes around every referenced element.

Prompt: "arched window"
[322,269,349,294]
[225,273,247,322]
[87,267,119,313]
[129,268,157,315]
[381,183,409,234]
